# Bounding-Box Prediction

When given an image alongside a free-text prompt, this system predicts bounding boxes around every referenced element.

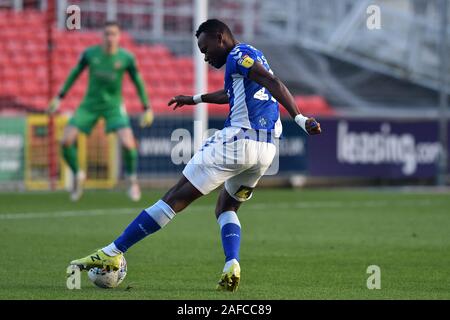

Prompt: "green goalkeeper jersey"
[59,45,148,110]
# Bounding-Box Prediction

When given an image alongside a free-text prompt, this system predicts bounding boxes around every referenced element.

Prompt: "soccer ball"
[87,255,127,289]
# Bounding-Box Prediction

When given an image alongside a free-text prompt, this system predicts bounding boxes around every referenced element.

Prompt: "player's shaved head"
[195,19,233,39]
[195,19,237,69]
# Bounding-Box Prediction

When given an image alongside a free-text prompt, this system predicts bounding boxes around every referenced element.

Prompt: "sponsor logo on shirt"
[237,54,254,68]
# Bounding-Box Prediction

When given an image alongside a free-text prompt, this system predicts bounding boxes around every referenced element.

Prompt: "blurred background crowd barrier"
[0,0,448,190]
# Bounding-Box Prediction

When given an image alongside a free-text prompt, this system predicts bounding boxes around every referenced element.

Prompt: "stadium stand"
[0,10,333,117]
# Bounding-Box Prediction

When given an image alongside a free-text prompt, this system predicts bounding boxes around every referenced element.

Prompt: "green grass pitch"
[0,188,449,299]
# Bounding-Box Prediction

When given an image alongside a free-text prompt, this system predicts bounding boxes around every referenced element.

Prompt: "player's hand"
[47,97,61,114]
[305,118,322,135]
[140,109,154,128]
[168,95,195,110]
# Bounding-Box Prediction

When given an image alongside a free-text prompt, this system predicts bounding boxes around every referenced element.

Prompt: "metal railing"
[257,0,450,92]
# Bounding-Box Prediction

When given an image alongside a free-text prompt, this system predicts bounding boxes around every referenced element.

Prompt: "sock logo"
[225,233,240,238]
[138,223,149,235]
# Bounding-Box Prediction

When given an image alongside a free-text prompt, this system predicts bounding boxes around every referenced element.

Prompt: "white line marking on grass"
[0,199,442,220]
[0,208,139,220]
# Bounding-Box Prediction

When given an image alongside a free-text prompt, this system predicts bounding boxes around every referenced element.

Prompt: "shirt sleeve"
[229,47,257,78]
[127,54,149,108]
[59,50,89,97]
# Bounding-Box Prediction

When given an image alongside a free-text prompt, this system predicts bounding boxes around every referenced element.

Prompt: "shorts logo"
[234,185,254,200]
[237,55,254,68]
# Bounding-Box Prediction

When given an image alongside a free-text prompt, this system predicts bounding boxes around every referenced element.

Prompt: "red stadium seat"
[0,10,334,116]
[292,96,334,116]
[2,81,21,96]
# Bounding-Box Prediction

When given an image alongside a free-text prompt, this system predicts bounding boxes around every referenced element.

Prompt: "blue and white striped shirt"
[223,43,282,138]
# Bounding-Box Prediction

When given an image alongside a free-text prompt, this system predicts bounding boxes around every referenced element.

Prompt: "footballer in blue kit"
[70,19,321,292]
[223,43,282,135]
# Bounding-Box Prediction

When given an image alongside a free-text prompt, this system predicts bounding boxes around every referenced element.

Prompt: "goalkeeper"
[48,21,153,201]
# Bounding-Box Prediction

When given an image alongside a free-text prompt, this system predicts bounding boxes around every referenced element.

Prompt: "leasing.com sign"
[308,118,445,178]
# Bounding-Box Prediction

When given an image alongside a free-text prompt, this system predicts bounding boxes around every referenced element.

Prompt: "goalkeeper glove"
[140,108,154,128]
[48,96,61,114]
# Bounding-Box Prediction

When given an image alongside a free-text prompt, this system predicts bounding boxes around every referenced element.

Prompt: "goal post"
[193,0,208,151]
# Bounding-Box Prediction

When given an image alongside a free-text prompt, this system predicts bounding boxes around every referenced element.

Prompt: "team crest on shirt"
[259,117,267,127]
[234,186,254,200]
[114,61,122,69]
[237,54,254,68]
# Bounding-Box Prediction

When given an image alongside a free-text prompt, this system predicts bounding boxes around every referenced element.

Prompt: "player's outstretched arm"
[48,51,88,113]
[168,89,228,110]
[127,55,154,127]
[127,55,151,111]
[248,62,321,135]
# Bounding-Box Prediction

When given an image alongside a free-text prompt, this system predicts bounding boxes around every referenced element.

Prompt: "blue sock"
[218,211,241,262]
[111,200,175,253]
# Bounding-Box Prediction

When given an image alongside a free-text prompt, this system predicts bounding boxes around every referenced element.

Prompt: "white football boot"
[70,170,86,202]
[127,176,142,202]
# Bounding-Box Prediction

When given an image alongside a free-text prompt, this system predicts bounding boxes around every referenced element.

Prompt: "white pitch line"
[0,208,139,220]
[0,199,443,221]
